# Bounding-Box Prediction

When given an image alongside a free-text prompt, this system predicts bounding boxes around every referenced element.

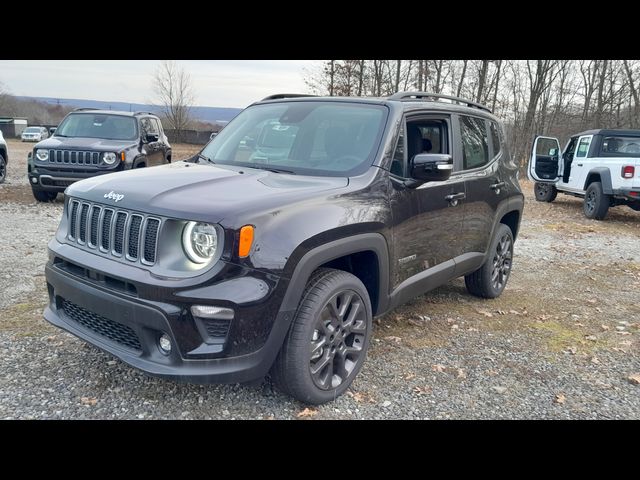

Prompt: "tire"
[583,182,610,220]
[32,188,58,202]
[534,182,557,202]
[0,153,6,184]
[271,268,372,404]
[465,223,514,299]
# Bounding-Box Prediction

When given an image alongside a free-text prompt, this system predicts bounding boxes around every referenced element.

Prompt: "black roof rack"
[388,91,492,113]
[261,93,317,101]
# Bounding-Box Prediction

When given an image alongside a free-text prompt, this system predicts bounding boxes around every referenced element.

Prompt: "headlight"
[36,149,49,161]
[182,222,218,264]
[103,152,117,165]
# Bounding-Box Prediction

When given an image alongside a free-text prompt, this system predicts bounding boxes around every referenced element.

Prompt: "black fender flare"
[132,155,147,169]
[279,233,390,316]
[487,194,524,252]
[584,167,613,194]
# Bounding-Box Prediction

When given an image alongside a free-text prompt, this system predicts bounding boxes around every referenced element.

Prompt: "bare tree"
[152,61,196,140]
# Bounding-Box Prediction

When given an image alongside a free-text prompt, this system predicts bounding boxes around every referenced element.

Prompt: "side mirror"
[146,133,159,143]
[549,148,557,156]
[410,154,453,183]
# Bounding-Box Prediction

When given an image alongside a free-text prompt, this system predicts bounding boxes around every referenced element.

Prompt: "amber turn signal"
[120,151,126,162]
[238,225,254,258]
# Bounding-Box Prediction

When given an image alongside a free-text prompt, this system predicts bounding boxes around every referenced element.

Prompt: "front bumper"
[29,167,120,192]
[44,243,294,384]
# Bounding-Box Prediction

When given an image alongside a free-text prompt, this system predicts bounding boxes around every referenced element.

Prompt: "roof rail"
[388,91,492,113]
[73,107,100,112]
[261,93,317,101]
[134,111,156,116]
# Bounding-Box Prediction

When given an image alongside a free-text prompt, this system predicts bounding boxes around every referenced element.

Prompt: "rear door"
[140,117,164,166]
[528,136,562,183]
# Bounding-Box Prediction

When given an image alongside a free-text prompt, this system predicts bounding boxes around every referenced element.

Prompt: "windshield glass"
[601,136,640,157]
[24,127,41,133]
[56,113,138,140]
[200,101,388,176]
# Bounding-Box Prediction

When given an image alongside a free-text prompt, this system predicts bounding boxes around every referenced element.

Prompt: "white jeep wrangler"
[529,129,640,219]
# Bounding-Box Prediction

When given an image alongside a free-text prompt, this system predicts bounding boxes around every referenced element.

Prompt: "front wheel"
[32,188,58,202]
[271,268,372,404]
[0,153,6,184]
[583,182,610,220]
[534,182,557,202]
[465,224,514,299]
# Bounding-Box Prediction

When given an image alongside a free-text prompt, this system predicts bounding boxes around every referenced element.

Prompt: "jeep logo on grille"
[104,191,125,202]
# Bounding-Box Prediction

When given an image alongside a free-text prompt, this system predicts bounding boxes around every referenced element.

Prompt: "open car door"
[528,136,562,183]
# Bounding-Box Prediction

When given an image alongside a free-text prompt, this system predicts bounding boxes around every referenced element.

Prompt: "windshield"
[56,113,138,140]
[601,136,640,157]
[24,127,41,133]
[200,101,388,176]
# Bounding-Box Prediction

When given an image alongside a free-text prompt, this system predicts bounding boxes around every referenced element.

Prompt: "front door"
[140,117,163,166]
[528,136,562,183]
[565,135,592,189]
[390,115,465,290]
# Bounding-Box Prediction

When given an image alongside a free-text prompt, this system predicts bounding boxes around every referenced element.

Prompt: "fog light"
[158,333,172,355]
[191,305,234,320]
[31,177,38,184]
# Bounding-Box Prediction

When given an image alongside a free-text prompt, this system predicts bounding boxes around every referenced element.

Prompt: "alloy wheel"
[309,290,367,390]
[585,190,596,214]
[491,234,512,291]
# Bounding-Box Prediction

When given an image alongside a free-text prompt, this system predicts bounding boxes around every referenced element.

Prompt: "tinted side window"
[390,124,405,177]
[140,118,158,135]
[575,137,591,158]
[490,122,501,156]
[152,118,163,134]
[460,116,489,170]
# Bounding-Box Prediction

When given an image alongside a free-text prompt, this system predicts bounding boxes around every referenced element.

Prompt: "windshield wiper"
[198,153,214,164]
[250,165,295,175]
[54,134,68,137]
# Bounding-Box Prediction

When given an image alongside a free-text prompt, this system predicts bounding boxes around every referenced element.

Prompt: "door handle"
[577,163,583,166]
[490,181,506,190]
[445,192,465,206]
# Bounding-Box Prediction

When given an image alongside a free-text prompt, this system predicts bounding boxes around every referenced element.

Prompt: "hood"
[66,161,349,224]
[35,136,136,151]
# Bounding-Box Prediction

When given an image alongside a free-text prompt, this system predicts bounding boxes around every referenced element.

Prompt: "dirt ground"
[1,137,638,419]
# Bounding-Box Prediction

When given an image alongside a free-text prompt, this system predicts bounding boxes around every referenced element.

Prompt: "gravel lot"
[1,138,638,419]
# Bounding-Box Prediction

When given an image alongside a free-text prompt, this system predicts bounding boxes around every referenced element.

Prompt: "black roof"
[576,128,640,137]
[71,109,158,117]
[257,92,499,121]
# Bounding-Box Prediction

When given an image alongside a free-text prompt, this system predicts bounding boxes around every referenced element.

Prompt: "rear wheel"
[271,268,372,404]
[32,188,58,202]
[534,182,557,202]
[583,182,609,220]
[0,153,6,184]
[465,224,514,299]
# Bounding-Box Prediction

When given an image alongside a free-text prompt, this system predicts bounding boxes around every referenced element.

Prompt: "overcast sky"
[0,60,321,108]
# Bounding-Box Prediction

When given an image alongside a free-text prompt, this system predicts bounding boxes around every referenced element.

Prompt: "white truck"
[529,129,640,219]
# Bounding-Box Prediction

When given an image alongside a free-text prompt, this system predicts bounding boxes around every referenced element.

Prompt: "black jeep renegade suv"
[28,109,171,202]
[43,92,523,404]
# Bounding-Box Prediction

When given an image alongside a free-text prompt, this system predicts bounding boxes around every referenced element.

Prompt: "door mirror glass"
[146,133,159,143]
[410,153,453,183]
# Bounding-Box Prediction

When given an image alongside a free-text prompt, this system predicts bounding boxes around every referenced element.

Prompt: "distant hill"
[16,96,242,124]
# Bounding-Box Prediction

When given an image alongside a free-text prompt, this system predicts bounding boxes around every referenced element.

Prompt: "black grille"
[79,204,89,243]
[89,207,101,246]
[48,150,100,166]
[101,209,113,250]
[69,201,79,238]
[143,219,159,263]
[61,298,142,351]
[113,212,127,255]
[204,319,230,339]
[67,199,160,265]
[128,216,142,259]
